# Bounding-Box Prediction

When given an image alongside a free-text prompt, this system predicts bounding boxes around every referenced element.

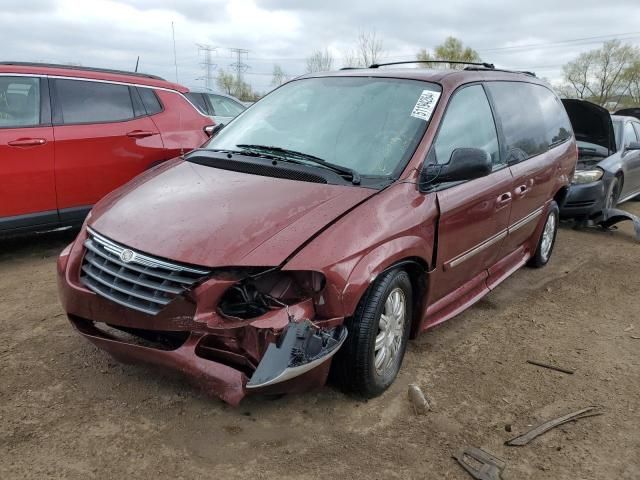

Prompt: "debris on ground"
[506,406,604,446]
[596,208,640,241]
[526,359,575,375]
[407,384,431,414]
[453,447,506,480]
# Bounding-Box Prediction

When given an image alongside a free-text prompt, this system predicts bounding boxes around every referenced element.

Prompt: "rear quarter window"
[55,79,134,124]
[137,87,163,115]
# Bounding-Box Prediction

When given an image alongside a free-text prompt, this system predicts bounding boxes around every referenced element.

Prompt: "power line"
[229,47,249,84]
[478,31,640,53]
[197,44,218,90]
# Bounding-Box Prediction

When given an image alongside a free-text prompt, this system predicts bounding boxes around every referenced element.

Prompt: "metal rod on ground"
[527,359,575,375]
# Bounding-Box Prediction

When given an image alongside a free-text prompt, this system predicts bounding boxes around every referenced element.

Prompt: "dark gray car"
[561,99,640,218]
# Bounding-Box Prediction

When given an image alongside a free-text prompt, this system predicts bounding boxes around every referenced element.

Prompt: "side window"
[623,122,638,148]
[0,76,41,127]
[185,92,209,115]
[533,86,573,147]
[486,82,548,163]
[137,88,163,115]
[55,79,134,124]
[432,84,501,167]
[207,95,245,117]
[633,123,640,142]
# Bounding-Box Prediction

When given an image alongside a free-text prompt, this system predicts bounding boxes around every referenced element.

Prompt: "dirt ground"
[1,204,639,480]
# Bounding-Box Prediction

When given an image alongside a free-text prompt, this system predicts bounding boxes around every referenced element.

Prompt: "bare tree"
[562,40,640,106]
[271,64,287,86]
[357,31,384,67]
[306,48,334,73]
[341,48,360,68]
[417,37,480,68]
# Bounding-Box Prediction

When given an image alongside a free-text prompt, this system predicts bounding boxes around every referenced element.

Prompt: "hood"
[562,99,616,154]
[614,108,640,120]
[89,158,375,268]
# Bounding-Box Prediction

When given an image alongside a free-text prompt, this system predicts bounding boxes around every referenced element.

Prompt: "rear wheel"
[527,201,559,268]
[331,269,412,397]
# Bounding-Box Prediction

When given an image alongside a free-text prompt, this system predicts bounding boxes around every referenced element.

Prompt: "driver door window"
[432,84,501,168]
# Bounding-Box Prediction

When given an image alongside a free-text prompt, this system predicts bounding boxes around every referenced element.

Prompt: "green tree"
[216,69,235,95]
[561,40,640,107]
[417,37,481,69]
[624,60,640,106]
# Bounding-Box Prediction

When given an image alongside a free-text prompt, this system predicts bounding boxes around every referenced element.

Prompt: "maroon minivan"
[57,64,577,405]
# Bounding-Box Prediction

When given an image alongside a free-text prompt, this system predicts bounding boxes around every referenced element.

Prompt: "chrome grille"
[80,228,210,315]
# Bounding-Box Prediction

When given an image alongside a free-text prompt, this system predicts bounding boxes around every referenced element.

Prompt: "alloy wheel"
[374,287,407,376]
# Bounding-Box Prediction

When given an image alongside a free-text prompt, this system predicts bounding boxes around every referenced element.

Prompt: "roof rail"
[0,62,166,81]
[463,65,537,77]
[369,60,495,69]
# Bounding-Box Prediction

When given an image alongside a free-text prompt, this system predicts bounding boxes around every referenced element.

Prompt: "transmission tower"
[197,44,218,90]
[229,48,249,84]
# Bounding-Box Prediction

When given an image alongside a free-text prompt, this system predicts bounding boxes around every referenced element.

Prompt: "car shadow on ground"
[0,228,79,263]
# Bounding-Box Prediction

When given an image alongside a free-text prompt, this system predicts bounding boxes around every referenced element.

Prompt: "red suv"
[0,62,212,235]
[57,64,577,405]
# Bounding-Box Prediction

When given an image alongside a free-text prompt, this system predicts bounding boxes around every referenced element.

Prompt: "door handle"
[126,130,157,139]
[514,184,529,196]
[8,138,47,147]
[497,192,512,205]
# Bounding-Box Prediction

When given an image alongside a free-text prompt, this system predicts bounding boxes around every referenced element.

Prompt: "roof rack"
[369,60,495,69]
[0,62,166,81]
[463,65,537,77]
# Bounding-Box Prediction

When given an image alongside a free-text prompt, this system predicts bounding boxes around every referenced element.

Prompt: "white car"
[185,90,246,125]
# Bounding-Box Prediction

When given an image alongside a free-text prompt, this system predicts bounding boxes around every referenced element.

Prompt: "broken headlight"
[572,168,604,184]
[218,270,325,320]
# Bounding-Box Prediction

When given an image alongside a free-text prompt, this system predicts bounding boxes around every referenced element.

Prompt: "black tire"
[331,269,412,397]
[605,176,622,209]
[527,201,559,268]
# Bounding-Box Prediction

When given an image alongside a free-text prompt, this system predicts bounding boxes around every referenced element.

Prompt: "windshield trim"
[203,76,442,185]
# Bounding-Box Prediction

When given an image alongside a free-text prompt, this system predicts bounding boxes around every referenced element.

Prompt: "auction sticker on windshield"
[411,90,441,121]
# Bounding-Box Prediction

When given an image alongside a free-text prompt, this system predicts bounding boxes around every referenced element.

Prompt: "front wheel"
[605,176,622,209]
[331,269,412,397]
[527,201,559,268]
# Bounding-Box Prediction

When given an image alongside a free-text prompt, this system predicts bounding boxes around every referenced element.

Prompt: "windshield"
[204,77,440,177]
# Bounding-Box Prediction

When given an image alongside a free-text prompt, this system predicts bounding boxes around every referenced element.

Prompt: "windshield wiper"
[236,144,361,185]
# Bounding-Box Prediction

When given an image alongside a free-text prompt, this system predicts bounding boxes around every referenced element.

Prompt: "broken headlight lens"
[218,270,325,320]
[572,168,604,184]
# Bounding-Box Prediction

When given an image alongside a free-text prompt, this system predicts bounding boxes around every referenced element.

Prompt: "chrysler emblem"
[120,249,135,263]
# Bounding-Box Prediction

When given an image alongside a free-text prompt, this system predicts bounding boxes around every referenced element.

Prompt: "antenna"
[171,21,179,82]
[134,56,139,73]
[197,44,218,90]
[229,47,249,84]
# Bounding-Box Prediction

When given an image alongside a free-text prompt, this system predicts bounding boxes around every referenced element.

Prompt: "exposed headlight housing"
[218,270,325,320]
[572,168,604,184]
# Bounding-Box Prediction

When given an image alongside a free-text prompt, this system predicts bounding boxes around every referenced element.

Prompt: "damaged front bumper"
[57,232,346,405]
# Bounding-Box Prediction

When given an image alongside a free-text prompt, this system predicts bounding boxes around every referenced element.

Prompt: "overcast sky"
[2,0,640,93]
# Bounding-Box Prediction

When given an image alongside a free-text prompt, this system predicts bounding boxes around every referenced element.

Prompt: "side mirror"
[626,141,640,151]
[204,123,224,137]
[422,148,492,185]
